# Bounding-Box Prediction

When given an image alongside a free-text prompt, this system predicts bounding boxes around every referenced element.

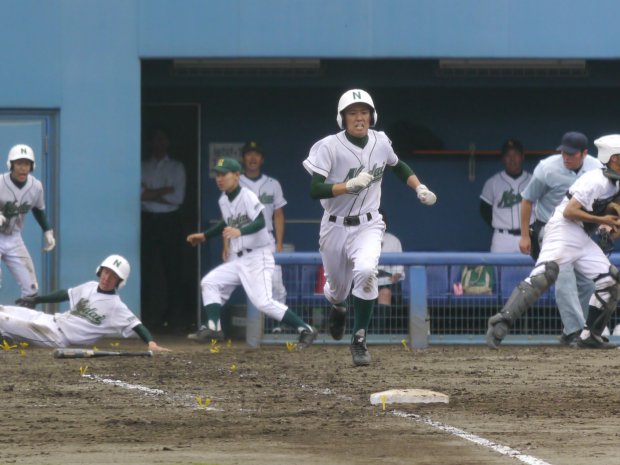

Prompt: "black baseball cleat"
[350,333,371,366]
[573,334,617,350]
[558,330,580,346]
[297,327,318,349]
[328,304,347,340]
[187,327,224,343]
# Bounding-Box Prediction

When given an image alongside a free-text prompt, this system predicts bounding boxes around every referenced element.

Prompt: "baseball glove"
[594,200,620,255]
[15,296,38,309]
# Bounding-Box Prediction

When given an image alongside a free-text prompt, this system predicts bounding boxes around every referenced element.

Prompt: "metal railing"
[242,252,620,347]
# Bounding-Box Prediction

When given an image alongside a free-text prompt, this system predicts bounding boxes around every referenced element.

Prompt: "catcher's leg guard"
[588,265,620,336]
[486,261,559,349]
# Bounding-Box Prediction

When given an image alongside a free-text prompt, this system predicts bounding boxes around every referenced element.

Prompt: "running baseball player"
[487,134,620,350]
[0,254,170,352]
[186,158,316,348]
[0,144,55,301]
[480,139,532,252]
[303,89,436,366]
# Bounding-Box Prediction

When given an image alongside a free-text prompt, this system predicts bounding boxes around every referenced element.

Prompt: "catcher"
[0,254,170,352]
[487,134,620,350]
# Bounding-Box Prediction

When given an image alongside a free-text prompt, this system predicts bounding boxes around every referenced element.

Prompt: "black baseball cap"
[241,141,265,156]
[501,139,524,155]
[557,132,588,155]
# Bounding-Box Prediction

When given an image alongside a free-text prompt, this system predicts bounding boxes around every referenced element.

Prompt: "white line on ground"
[393,410,553,465]
[82,374,223,411]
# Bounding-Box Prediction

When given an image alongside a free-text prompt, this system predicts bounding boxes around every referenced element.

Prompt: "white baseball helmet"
[7,144,35,171]
[96,254,130,288]
[595,134,620,164]
[336,89,378,129]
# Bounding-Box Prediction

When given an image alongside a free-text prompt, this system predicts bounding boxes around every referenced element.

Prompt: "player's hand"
[43,230,55,252]
[187,233,206,246]
[223,227,241,239]
[345,172,373,193]
[519,236,531,255]
[148,341,172,353]
[416,184,437,205]
[600,214,620,229]
[0,213,6,227]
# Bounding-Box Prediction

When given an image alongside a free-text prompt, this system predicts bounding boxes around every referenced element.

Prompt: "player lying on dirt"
[0,254,170,352]
[487,134,620,350]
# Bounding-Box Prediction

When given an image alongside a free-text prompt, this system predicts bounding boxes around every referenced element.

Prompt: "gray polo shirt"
[521,154,602,223]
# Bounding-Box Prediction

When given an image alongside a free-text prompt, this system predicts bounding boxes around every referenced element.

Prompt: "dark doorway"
[141,103,200,332]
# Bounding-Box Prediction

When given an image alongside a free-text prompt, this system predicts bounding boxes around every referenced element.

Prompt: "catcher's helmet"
[96,254,130,288]
[595,134,620,164]
[7,144,35,171]
[336,89,378,129]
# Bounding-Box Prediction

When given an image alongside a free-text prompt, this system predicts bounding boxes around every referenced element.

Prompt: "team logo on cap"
[217,159,225,166]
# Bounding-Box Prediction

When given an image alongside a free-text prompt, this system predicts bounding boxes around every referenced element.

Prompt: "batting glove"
[15,295,38,309]
[345,172,373,193]
[43,230,55,252]
[416,184,437,205]
[0,213,6,227]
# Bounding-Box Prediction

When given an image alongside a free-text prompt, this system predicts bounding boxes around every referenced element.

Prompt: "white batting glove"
[0,213,6,227]
[345,172,373,193]
[43,230,55,252]
[416,184,437,206]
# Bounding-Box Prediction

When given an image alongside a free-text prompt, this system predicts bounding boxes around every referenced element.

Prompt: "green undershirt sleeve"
[203,220,226,239]
[310,173,335,199]
[390,160,415,183]
[35,289,70,304]
[133,324,154,344]
[32,208,51,232]
[239,212,265,235]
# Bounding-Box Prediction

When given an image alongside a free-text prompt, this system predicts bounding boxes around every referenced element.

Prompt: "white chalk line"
[393,410,553,465]
[81,374,223,411]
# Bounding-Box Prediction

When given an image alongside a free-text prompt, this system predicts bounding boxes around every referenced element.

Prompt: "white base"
[370,388,449,405]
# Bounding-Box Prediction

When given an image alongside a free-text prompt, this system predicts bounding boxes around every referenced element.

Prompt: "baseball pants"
[0,305,68,347]
[319,211,384,303]
[0,233,39,297]
[533,220,613,310]
[201,247,287,321]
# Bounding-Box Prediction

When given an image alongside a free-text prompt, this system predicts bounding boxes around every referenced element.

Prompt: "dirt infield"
[2,337,620,465]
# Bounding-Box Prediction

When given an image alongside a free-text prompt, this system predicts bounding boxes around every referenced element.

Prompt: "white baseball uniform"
[0,173,46,296]
[0,281,140,347]
[303,129,397,302]
[378,232,405,287]
[201,187,287,321]
[240,174,287,303]
[480,170,532,253]
[533,169,618,292]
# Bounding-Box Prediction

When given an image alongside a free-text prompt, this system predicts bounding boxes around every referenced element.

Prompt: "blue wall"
[2,0,620,314]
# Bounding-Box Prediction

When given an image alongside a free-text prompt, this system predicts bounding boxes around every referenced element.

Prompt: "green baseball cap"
[214,158,242,173]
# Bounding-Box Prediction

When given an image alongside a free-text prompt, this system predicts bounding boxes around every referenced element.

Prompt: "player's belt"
[496,228,521,236]
[236,248,253,257]
[329,212,372,226]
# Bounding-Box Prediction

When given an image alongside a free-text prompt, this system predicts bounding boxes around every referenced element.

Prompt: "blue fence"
[242,252,620,348]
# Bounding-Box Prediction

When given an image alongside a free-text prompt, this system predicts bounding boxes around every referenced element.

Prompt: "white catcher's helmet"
[96,254,130,288]
[7,144,35,171]
[336,89,378,129]
[595,134,620,164]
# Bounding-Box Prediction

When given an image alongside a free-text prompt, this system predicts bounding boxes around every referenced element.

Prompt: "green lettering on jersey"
[498,189,522,209]
[2,200,32,219]
[227,213,251,228]
[258,192,274,205]
[70,298,106,325]
[342,163,386,183]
